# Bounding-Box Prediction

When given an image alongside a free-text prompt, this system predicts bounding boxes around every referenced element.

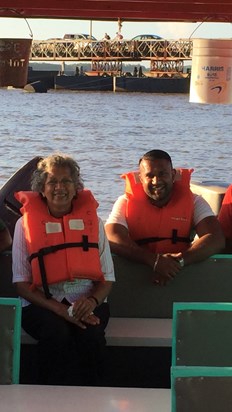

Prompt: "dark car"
[130,34,190,59]
[131,34,163,41]
[130,34,164,57]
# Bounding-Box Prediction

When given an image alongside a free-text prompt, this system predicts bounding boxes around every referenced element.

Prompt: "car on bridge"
[130,34,165,57]
[63,33,97,41]
[62,33,98,56]
[130,34,189,59]
[131,34,163,41]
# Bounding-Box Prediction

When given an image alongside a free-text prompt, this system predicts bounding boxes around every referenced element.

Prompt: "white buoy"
[190,38,232,104]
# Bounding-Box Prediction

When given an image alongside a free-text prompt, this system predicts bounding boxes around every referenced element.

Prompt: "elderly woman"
[12,153,115,385]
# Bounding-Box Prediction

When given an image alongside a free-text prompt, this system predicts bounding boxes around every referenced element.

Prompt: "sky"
[0,18,232,41]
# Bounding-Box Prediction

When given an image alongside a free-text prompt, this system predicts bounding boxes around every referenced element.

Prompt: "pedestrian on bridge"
[102,33,111,41]
[114,32,123,42]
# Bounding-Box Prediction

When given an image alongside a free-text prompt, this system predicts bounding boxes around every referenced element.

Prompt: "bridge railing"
[30,38,193,62]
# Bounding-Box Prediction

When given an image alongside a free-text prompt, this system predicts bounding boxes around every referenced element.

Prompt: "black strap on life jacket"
[136,229,191,246]
[28,235,99,299]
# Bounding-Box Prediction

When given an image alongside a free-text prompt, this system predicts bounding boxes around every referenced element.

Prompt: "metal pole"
[61,61,65,74]
[118,18,122,33]
[90,20,93,60]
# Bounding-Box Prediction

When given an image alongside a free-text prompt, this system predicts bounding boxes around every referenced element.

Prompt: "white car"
[63,33,97,41]
[62,33,97,54]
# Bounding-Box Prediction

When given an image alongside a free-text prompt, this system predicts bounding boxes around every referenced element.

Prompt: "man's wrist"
[178,257,185,267]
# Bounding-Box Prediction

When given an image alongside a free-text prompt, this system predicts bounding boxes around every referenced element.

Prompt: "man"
[0,219,12,252]
[102,33,111,41]
[105,149,225,285]
[114,32,123,42]
[218,184,232,252]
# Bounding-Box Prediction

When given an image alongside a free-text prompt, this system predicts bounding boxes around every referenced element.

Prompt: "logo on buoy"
[211,85,223,93]
[210,82,226,94]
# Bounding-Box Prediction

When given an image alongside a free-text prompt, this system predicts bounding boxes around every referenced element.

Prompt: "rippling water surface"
[0,88,231,220]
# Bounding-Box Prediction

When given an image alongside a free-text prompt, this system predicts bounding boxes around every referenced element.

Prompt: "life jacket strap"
[28,236,99,299]
[37,254,53,299]
[136,229,191,246]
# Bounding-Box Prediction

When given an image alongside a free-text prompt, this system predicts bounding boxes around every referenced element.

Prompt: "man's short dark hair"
[139,150,173,167]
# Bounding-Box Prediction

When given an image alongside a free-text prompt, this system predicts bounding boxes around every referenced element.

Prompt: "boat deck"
[0,385,171,412]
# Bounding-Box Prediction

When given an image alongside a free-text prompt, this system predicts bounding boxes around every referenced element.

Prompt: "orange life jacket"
[122,168,194,254]
[15,190,104,298]
[218,184,232,238]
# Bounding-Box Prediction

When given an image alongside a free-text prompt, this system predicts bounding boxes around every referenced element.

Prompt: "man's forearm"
[182,233,225,265]
[105,223,157,268]
[109,238,157,268]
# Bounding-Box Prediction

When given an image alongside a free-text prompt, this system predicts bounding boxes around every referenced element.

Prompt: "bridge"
[30,38,192,76]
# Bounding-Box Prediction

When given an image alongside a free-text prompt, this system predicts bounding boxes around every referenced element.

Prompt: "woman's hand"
[71,296,100,326]
[55,298,100,329]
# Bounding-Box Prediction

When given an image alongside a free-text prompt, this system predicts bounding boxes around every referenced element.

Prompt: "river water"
[0,88,231,220]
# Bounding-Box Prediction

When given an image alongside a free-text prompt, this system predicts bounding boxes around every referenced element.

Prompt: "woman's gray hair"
[31,153,84,192]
